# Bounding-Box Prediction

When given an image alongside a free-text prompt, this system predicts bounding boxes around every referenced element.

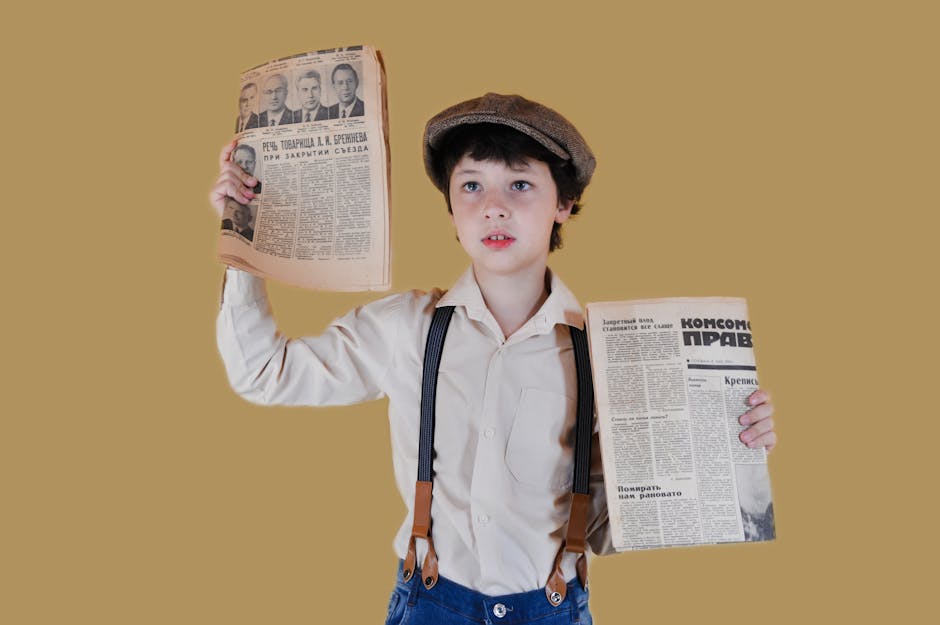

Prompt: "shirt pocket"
[505,388,577,492]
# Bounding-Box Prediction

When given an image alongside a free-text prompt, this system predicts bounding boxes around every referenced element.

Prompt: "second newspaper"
[585,297,775,552]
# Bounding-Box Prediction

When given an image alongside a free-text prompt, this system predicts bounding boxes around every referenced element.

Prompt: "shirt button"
[477,514,489,524]
[483,428,495,439]
[493,603,507,618]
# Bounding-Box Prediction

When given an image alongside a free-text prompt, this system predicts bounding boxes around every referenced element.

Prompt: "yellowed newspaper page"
[585,297,775,551]
[217,45,390,291]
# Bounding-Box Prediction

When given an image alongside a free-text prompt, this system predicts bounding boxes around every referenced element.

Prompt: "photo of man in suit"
[232,144,262,194]
[235,82,259,132]
[258,73,296,127]
[220,197,255,242]
[327,64,365,119]
[293,69,332,122]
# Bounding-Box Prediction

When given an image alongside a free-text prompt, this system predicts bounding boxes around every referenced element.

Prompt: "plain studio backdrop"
[2,1,936,623]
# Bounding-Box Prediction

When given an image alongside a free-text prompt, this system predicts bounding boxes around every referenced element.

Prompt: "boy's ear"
[555,198,575,224]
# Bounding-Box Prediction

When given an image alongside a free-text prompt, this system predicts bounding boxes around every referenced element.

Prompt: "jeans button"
[493,603,507,618]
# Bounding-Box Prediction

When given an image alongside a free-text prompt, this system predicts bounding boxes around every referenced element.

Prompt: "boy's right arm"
[211,142,401,407]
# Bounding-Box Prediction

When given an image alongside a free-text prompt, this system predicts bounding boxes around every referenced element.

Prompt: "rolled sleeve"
[216,268,403,407]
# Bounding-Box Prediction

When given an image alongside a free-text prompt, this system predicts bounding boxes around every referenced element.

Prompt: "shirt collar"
[437,266,584,336]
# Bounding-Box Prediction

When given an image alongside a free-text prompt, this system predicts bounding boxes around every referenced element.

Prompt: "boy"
[209,93,777,624]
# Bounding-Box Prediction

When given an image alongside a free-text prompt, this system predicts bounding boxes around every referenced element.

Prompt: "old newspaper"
[217,46,390,291]
[585,298,775,551]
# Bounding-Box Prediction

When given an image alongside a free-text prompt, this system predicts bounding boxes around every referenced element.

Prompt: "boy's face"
[448,155,572,280]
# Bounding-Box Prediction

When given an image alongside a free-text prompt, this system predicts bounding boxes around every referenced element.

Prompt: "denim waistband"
[393,559,588,624]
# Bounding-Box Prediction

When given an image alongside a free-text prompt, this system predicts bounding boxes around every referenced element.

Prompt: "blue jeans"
[384,560,593,625]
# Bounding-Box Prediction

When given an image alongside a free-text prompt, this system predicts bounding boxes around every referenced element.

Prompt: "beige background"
[3,1,936,623]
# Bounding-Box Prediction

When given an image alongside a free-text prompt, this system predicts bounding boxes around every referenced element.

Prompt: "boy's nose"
[482,194,508,219]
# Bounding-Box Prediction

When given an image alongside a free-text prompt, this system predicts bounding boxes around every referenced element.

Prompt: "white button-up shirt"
[216,266,613,595]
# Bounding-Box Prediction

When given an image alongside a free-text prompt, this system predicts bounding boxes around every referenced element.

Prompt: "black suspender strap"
[404,306,596,606]
[570,326,595,496]
[418,306,455,483]
[402,305,455,589]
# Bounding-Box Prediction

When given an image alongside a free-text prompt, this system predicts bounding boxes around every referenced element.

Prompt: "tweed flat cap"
[423,93,595,192]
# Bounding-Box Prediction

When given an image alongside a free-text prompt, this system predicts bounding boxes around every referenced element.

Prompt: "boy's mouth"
[482,233,515,249]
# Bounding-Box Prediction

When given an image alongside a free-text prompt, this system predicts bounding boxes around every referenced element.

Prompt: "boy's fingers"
[210,143,256,216]
[739,403,773,426]
[748,388,771,406]
[740,417,775,447]
[745,430,777,452]
[209,180,253,214]
[220,160,258,187]
[220,178,254,203]
[219,140,238,169]
[216,167,257,195]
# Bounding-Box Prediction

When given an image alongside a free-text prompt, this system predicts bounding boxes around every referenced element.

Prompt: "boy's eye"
[462,182,480,192]
[511,181,531,191]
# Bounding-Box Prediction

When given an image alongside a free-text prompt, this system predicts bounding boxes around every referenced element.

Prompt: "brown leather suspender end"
[403,480,439,589]
[565,492,591,554]
[412,480,433,534]
[544,491,592,605]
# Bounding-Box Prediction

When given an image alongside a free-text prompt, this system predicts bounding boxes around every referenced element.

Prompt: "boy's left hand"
[739,389,776,452]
